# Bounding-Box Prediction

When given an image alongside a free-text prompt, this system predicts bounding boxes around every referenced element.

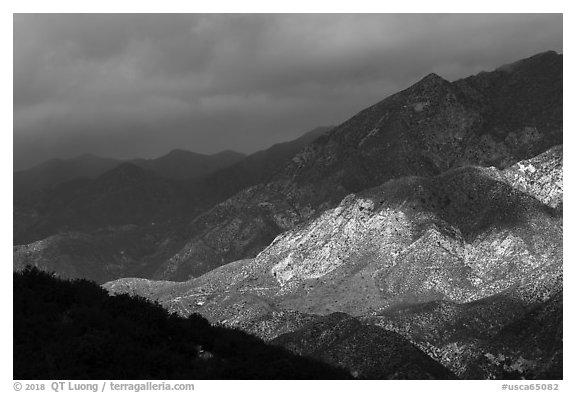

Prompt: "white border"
[3,2,572,392]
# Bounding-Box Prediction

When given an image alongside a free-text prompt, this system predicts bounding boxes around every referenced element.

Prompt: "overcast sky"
[13,14,562,170]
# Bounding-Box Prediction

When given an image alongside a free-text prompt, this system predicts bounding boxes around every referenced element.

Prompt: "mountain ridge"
[155,50,562,281]
[14,126,334,281]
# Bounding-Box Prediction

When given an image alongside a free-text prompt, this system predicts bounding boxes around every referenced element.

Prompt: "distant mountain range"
[130,149,246,181]
[14,149,247,197]
[14,51,563,379]
[14,126,332,198]
[14,154,122,198]
[13,126,334,277]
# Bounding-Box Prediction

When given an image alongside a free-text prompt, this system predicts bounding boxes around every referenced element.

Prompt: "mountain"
[155,51,562,281]
[13,163,195,245]
[13,126,333,282]
[271,312,457,379]
[13,154,121,198]
[461,290,562,379]
[500,144,562,209]
[13,228,180,283]
[13,149,246,245]
[14,267,352,379]
[15,52,562,289]
[130,149,245,180]
[14,149,246,199]
[105,144,562,379]
[15,50,562,380]
[13,52,563,379]
[191,126,333,201]
[13,162,209,283]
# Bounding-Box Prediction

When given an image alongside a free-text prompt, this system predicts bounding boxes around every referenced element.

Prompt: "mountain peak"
[416,72,449,86]
[422,72,442,80]
[403,73,451,97]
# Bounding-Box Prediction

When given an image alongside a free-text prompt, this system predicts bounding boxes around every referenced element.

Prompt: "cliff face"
[105,145,562,379]
[159,51,562,281]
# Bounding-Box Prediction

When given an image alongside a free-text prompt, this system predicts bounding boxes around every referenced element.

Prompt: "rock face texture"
[158,51,562,281]
[105,145,563,379]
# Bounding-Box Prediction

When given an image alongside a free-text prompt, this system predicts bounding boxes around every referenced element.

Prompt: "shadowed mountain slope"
[14,267,352,379]
[13,148,246,246]
[14,163,195,245]
[14,154,121,198]
[271,312,457,379]
[189,126,333,204]
[130,149,245,180]
[14,127,332,282]
[158,51,562,281]
[14,149,246,200]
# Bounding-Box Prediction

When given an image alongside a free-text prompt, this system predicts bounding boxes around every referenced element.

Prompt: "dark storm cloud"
[13,14,562,169]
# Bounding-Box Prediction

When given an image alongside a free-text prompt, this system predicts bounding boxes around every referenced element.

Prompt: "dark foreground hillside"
[13,267,351,380]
